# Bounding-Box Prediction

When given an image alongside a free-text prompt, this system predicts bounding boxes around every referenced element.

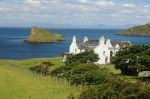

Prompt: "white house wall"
[94,43,109,64]
[69,36,80,53]
[69,43,80,53]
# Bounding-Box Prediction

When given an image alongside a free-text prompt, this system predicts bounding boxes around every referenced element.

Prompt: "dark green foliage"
[111,45,150,75]
[51,63,114,86]
[84,68,113,85]
[65,64,100,85]
[51,50,102,85]
[50,66,71,77]
[29,62,53,75]
[50,48,150,98]
[65,50,99,66]
[79,79,150,99]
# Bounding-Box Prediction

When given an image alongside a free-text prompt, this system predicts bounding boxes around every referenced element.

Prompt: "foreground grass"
[0,57,80,99]
[0,57,147,99]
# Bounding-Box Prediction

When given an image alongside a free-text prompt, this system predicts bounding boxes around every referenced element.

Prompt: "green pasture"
[0,57,64,69]
[0,57,80,99]
[0,57,143,99]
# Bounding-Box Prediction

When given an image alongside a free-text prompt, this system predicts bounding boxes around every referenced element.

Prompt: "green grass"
[0,57,80,99]
[99,64,121,74]
[0,57,64,69]
[0,57,147,99]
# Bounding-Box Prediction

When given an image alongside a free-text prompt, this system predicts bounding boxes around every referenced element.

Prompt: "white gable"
[115,44,120,48]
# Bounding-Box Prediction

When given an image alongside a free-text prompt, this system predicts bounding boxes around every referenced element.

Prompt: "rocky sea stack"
[116,23,150,36]
[24,27,64,43]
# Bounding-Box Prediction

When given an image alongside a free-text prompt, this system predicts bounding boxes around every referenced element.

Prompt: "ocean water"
[0,28,149,60]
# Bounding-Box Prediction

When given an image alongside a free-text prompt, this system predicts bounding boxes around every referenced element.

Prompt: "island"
[24,27,64,43]
[116,23,150,36]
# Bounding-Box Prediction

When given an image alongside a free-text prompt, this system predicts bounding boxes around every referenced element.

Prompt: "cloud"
[123,4,135,7]
[95,1,115,6]
[79,0,89,3]
[144,5,150,8]
[120,10,131,14]
[0,0,149,27]
[26,0,40,3]
[79,0,115,6]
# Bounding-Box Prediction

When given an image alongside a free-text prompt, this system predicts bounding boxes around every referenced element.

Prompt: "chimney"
[106,39,112,47]
[72,36,76,43]
[83,36,88,43]
[99,36,105,44]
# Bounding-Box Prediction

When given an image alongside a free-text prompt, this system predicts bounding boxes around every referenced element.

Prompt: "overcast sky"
[0,0,150,27]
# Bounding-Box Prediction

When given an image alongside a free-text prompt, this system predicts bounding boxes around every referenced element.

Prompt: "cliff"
[116,23,150,36]
[24,27,64,43]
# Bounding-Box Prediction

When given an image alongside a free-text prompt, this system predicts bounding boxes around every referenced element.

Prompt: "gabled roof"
[76,40,131,50]
[111,41,131,47]
[77,40,99,50]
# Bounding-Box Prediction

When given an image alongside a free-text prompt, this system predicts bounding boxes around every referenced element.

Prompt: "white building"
[63,36,131,64]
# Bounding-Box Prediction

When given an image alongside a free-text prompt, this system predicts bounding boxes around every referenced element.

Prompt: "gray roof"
[77,40,99,50]
[76,40,131,50]
[111,41,131,47]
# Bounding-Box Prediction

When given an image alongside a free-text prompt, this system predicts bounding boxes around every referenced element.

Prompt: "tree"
[111,45,150,75]
[65,50,99,66]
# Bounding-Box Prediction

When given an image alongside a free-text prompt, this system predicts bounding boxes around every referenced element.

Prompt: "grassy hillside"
[0,58,80,99]
[0,57,145,99]
[117,23,150,36]
[24,27,64,43]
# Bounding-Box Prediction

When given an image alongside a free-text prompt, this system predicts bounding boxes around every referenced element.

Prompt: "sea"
[0,28,149,60]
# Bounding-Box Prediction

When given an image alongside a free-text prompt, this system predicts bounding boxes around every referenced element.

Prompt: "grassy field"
[0,57,142,99]
[0,57,80,99]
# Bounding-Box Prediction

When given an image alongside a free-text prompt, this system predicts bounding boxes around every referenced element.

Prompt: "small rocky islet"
[24,27,64,43]
[116,23,150,36]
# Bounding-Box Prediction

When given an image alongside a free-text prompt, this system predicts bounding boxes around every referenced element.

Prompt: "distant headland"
[24,27,64,43]
[116,23,150,36]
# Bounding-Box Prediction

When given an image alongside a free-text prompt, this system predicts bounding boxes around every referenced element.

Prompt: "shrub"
[29,62,53,75]
[79,79,150,99]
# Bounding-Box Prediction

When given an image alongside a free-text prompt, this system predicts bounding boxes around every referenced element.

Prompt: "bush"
[29,62,53,75]
[65,50,99,66]
[79,79,150,99]
[50,66,71,77]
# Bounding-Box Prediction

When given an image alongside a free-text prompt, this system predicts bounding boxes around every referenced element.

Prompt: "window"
[103,51,105,56]
[110,51,113,57]
[75,49,77,53]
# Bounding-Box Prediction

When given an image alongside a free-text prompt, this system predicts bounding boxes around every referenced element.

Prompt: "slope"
[117,23,150,36]
[24,27,64,43]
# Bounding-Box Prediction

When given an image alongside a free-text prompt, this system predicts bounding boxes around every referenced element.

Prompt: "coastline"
[115,33,150,37]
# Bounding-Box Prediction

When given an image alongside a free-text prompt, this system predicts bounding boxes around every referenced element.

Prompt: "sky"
[0,0,150,28]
